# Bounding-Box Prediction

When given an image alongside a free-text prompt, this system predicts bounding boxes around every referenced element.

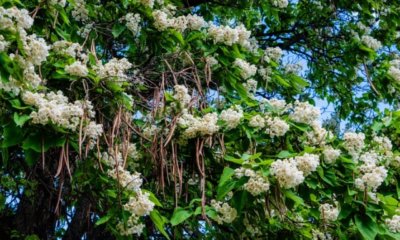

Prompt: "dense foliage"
[1,0,400,239]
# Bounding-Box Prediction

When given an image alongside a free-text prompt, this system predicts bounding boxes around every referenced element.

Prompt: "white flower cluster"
[72,0,89,22]
[152,10,207,32]
[205,55,219,66]
[210,200,237,224]
[125,13,141,35]
[173,85,191,107]
[266,98,290,113]
[143,124,159,139]
[95,58,132,85]
[361,35,382,51]
[84,121,103,140]
[258,66,272,82]
[295,153,320,176]
[208,24,252,49]
[65,61,88,77]
[264,47,283,63]
[386,215,400,233]
[343,132,365,159]
[0,7,33,31]
[323,146,341,164]
[270,0,289,8]
[23,34,50,66]
[319,203,339,222]
[304,121,329,146]
[243,78,258,93]
[22,91,96,131]
[116,215,144,236]
[388,59,400,83]
[312,229,333,240]
[234,168,270,196]
[270,158,305,189]
[285,63,303,74]
[355,151,388,192]
[265,116,290,137]
[233,58,257,79]
[52,41,84,58]
[178,110,219,138]
[220,105,243,129]
[108,166,143,192]
[139,0,155,8]
[249,115,265,128]
[49,0,66,7]
[290,101,320,124]
[0,35,9,52]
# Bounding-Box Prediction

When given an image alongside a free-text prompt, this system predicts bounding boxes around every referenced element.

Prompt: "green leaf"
[170,207,193,226]
[13,112,31,127]
[224,155,244,164]
[112,23,126,38]
[2,123,24,147]
[95,215,112,226]
[354,214,378,240]
[150,210,170,240]
[284,190,304,207]
[276,150,294,159]
[142,189,163,207]
[218,167,234,187]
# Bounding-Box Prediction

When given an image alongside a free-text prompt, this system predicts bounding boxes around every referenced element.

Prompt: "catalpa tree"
[1,0,400,239]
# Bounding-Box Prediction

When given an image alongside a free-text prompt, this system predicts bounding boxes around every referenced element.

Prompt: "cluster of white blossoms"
[372,135,393,156]
[249,115,265,128]
[388,59,400,82]
[361,35,382,51]
[312,229,333,240]
[205,55,219,67]
[0,7,33,31]
[264,47,283,63]
[284,63,303,75]
[304,121,330,146]
[208,24,253,48]
[323,146,341,164]
[108,166,143,191]
[319,203,339,222]
[258,66,272,82]
[210,200,237,224]
[52,40,84,58]
[386,215,400,233]
[49,0,67,8]
[72,0,89,22]
[173,85,191,107]
[343,132,365,159]
[178,110,219,138]
[152,10,207,32]
[220,105,243,129]
[95,58,132,85]
[65,61,89,77]
[234,168,270,196]
[116,215,144,236]
[124,13,141,35]
[243,78,258,93]
[124,191,155,216]
[265,116,290,137]
[295,153,320,176]
[22,91,96,131]
[83,121,104,140]
[270,158,305,189]
[0,7,52,95]
[290,101,320,124]
[139,0,155,8]
[266,98,290,113]
[354,151,388,192]
[142,124,159,139]
[270,0,289,8]
[233,58,258,79]
[0,35,9,52]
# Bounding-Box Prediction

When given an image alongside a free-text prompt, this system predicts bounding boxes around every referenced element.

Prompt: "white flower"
[361,35,382,51]
[271,0,289,8]
[186,14,207,30]
[211,200,237,224]
[108,166,143,192]
[386,215,400,233]
[125,13,141,35]
[220,105,243,129]
[319,203,339,222]
[323,146,341,164]
[343,132,365,159]
[139,0,155,8]
[233,59,257,79]
[290,101,320,124]
[117,215,144,236]
[173,85,191,107]
[49,0,66,7]
[123,191,155,216]
[295,153,320,176]
[23,34,50,66]
[270,158,305,189]
[84,122,103,140]
[95,58,132,85]
[249,115,265,128]
[72,0,89,22]
[178,111,219,138]
[65,61,88,77]
[265,116,289,137]
[264,47,283,63]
